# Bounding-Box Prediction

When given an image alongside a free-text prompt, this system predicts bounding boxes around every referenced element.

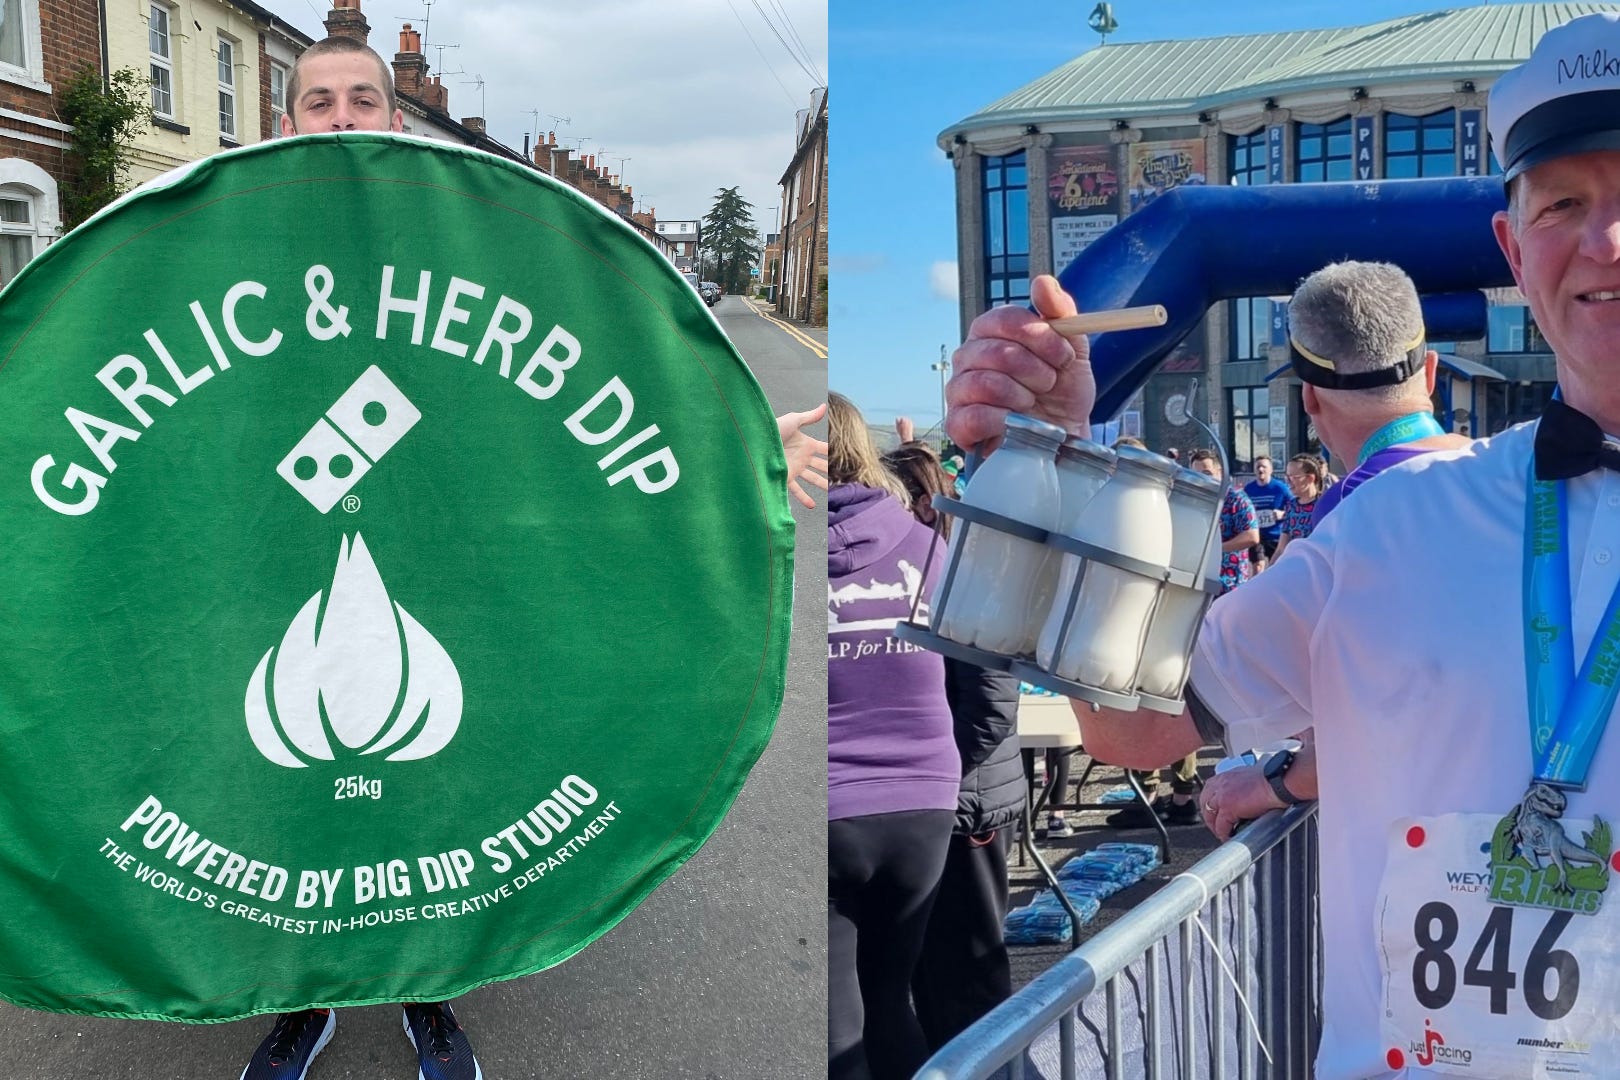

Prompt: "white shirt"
[1190,420,1620,1080]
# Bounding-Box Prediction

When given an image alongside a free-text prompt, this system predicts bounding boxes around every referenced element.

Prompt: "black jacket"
[943,658,1024,835]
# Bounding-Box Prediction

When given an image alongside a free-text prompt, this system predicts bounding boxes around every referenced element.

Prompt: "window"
[1227,386,1269,475]
[217,36,237,139]
[0,193,33,285]
[1484,381,1555,435]
[1228,129,1268,186]
[1384,110,1456,178]
[1229,297,1270,361]
[1487,304,1547,353]
[149,3,174,119]
[0,0,26,70]
[0,0,47,85]
[1295,118,1352,182]
[982,150,1029,309]
[270,62,287,136]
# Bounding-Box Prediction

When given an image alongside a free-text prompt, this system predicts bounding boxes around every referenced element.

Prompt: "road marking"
[746,302,827,359]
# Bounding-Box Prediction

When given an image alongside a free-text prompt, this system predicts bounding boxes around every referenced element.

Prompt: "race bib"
[1377,814,1620,1077]
[1256,508,1278,527]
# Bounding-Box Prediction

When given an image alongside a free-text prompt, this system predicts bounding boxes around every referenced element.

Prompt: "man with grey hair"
[943,12,1620,1077]
[1286,260,1471,523]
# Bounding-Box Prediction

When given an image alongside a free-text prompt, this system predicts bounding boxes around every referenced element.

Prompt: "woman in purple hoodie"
[827,393,960,1080]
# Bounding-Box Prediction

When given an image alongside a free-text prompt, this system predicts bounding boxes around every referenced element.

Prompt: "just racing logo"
[1413,1019,1474,1068]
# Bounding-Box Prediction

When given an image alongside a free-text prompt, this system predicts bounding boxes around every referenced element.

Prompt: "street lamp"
[929,344,950,440]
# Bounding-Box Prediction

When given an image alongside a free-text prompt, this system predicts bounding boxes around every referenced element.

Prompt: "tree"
[58,67,152,228]
[700,186,760,294]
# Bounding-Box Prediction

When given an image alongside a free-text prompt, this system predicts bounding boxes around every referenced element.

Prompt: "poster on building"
[0,134,793,1022]
[1047,145,1119,274]
[1461,109,1484,175]
[1355,116,1375,179]
[1129,139,1206,213]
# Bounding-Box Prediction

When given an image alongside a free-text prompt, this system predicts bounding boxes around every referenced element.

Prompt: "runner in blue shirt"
[1242,456,1291,567]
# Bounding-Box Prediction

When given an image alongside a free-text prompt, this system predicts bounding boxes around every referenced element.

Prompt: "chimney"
[421,73,448,113]
[392,23,426,97]
[324,0,371,43]
[461,117,486,135]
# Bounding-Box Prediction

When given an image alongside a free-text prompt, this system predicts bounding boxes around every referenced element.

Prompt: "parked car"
[700,281,721,306]
[682,271,701,293]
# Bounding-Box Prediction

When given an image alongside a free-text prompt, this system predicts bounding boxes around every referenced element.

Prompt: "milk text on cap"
[1487,12,1620,183]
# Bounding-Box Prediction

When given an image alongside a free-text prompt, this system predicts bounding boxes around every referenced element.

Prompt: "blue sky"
[829,1,1505,436]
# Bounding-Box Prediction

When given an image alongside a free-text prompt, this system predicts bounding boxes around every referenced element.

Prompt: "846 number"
[1412,901,1579,1019]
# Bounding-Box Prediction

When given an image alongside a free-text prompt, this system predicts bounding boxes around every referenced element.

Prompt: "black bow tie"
[1534,399,1620,481]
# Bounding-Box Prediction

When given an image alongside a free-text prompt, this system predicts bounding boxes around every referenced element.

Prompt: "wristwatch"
[1263,749,1305,807]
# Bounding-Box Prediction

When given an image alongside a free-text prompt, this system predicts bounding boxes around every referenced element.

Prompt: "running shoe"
[1046,814,1074,838]
[403,1001,483,1080]
[240,1008,335,1080]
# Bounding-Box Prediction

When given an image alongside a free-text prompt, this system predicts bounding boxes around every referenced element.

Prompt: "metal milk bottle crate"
[897,419,1223,716]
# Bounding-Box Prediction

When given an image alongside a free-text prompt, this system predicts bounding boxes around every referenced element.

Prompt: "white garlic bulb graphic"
[245,534,462,767]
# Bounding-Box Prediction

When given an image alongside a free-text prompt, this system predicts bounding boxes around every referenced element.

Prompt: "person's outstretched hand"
[894,416,916,443]
[777,403,830,508]
[945,274,1096,455]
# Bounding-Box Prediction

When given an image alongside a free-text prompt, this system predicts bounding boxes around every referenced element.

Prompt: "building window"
[1226,386,1269,475]
[1229,297,1270,361]
[270,61,287,136]
[217,36,237,139]
[1484,380,1555,435]
[0,192,34,285]
[1295,118,1352,182]
[1487,304,1547,353]
[1384,110,1456,178]
[1228,129,1267,186]
[149,3,175,119]
[0,0,28,72]
[982,149,1029,309]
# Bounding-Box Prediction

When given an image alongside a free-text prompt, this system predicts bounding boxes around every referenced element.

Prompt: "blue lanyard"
[1357,411,1445,465]
[1522,463,1620,789]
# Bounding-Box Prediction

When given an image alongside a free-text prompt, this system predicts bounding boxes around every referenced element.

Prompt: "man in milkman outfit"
[944,13,1620,1077]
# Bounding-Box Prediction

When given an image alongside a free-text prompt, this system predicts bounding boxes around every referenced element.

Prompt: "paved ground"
[1006,750,1225,991]
[0,293,829,1079]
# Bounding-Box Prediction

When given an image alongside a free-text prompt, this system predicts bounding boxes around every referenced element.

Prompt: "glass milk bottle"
[1136,469,1223,700]
[1047,446,1174,691]
[1036,438,1116,670]
[932,413,1065,656]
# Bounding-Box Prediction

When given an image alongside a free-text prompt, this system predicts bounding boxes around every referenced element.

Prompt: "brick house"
[0,0,101,286]
[777,87,826,325]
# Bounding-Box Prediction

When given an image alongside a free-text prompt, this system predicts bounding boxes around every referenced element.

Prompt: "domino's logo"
[277,366,421,513]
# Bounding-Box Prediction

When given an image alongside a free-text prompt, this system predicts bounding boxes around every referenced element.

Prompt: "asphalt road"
[1,293,829,1079]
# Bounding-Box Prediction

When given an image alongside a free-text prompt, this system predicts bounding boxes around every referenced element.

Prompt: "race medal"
[1378,814,1620,1077]
[1487,785,1611,914]
[0,135,794,1021]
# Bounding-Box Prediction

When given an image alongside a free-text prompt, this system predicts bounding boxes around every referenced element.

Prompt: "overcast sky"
[274,0,826,226]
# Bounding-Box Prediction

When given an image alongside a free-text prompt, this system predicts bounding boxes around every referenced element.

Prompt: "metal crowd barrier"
[916,803,1321,1080]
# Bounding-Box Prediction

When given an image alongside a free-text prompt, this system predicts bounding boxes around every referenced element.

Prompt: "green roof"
[942,3,1620,139]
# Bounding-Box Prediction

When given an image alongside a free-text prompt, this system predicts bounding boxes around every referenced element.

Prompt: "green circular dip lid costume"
[0,134,794,1021]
